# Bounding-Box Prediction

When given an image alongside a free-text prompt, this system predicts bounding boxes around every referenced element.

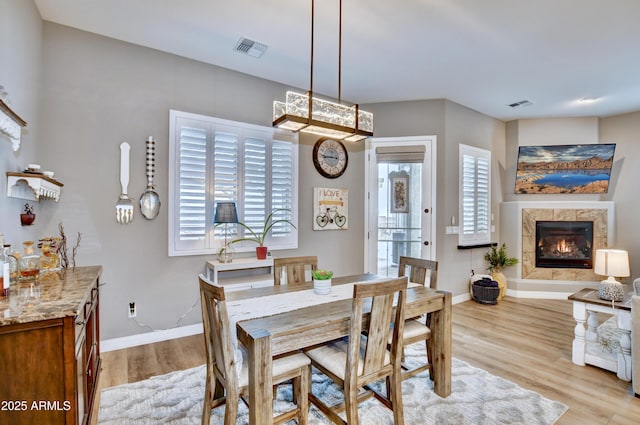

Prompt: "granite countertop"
[0,265,102,326]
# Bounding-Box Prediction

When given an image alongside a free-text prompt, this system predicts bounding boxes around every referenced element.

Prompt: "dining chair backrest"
[350,276,408,381]
[398,256,438,290]
[199,274,239,390]
[273,255,318,285]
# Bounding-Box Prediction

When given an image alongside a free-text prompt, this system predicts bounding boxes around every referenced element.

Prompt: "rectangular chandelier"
[273,91,373,142]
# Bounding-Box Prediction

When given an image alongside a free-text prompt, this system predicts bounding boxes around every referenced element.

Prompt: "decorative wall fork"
[115,142,134,224]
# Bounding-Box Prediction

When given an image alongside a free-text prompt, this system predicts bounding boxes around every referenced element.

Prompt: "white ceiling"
[34,0,640,121]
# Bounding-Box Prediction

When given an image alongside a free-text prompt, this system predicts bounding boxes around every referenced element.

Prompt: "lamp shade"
[213,202,238,224]
[594,249,630,277]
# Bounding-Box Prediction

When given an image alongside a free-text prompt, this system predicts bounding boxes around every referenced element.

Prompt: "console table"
[205,257,274,292]
[568,288,632,381]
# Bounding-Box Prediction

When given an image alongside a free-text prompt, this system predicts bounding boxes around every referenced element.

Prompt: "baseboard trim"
[100,290,565,351]
[101,323,203,352]
[453,293,472,304]
[506,289,571,299]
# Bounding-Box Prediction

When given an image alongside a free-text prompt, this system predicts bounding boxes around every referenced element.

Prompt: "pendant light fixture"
[272,0,373,142]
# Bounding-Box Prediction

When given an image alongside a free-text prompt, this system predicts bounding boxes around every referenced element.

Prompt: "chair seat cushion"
[305,336,390,381]
[386,319,430,345]
[404,318,431,340]
[237,347,310,388]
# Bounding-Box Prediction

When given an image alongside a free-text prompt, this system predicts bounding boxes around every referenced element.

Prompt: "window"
[458,144,491,246]
[168,110,298,256]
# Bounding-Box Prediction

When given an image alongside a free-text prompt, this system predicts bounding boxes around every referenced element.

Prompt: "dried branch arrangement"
[58,222,81,269]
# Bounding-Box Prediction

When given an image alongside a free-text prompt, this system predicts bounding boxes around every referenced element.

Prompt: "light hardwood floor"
[92,297,640,425]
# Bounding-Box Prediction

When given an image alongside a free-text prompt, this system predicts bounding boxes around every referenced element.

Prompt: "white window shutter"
[174,122,208,253]
[459,144,491,246]
[169,110,298,256]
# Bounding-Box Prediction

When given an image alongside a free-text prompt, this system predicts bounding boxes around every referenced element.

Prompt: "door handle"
[423,241,429,246]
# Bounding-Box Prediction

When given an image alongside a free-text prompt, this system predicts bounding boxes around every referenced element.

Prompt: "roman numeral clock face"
[312,138,348,178]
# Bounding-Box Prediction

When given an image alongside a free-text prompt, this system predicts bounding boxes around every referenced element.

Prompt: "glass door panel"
[376,162,423,276]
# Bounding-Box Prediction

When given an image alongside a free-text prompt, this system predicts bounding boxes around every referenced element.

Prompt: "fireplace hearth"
[535,221,593,269]
[503,202,612,282]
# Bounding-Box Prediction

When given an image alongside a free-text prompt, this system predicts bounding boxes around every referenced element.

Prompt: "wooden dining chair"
[198,274,311,425]
[273,255,318,285]
[304,276,408,425]
[397,256,438,381]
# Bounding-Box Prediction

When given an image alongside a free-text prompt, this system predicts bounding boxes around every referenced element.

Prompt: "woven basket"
[472,284,499,305]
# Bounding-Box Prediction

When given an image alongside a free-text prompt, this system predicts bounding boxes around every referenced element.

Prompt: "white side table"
[569,288,632,381]
[205,257,274,292]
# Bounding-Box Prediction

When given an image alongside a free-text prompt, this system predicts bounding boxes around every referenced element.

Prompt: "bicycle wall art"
[313,187,348,231]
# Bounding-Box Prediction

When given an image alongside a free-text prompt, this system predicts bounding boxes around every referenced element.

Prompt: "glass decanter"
[39,241,60,272]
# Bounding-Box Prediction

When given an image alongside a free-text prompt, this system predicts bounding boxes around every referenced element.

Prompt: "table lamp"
[214,202,238,263]
[594,248,629,302]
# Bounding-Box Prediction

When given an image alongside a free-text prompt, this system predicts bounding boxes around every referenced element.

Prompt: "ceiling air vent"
[508,99,534,108]
[234,37,268,58]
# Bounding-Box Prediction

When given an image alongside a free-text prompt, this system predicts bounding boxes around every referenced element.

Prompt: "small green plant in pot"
[311,269,333,281]
[484,243,518,301]
[312,269,333,295]
[231,208,296,260]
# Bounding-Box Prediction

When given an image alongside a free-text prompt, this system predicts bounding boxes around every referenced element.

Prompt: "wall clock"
[312,137,348,179]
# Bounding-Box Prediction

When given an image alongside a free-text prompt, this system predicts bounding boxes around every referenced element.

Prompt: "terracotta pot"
[256,246,268,260]
[20,213,36,226]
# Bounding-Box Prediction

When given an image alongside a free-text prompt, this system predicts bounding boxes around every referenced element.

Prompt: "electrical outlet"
[128,302,137,318]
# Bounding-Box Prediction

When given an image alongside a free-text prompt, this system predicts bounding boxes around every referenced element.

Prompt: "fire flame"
[556,239,571,253]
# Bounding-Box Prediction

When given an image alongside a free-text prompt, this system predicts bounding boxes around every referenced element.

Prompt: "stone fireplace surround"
[500,201,615,295]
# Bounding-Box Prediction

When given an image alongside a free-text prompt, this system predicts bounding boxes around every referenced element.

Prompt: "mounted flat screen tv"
[515,143,616,194]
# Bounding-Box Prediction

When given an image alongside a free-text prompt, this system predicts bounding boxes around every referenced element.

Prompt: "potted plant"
[484,243,518,301]
[311,269,333,295]
[231,208,296,260]
[20,203,36,226]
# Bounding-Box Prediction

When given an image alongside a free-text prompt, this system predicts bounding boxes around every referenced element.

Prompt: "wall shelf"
[0,99,27,152]
[6,172,64,202]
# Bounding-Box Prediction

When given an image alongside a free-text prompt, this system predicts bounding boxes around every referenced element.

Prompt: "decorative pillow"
[597,316,621,353]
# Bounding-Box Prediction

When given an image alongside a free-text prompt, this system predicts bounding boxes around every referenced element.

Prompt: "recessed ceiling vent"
[508,99,534,108]
[234,37,268,58]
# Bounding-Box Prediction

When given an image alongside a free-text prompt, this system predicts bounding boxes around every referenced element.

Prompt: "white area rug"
[98,344,568,425]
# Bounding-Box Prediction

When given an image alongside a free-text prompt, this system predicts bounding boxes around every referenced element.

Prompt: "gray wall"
[37,23,368,340]
[362,100,506,298]
[600,111,640,278]
[0,0,42,242]
[6,3,639,342]
[501,117,630,289]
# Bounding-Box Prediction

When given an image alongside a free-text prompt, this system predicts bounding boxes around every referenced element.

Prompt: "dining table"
[228,273,452,425]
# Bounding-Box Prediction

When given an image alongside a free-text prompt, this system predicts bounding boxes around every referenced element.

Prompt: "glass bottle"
[1,244,10,297]
[19,241,40,282]
[39,241,60,272]
[4,245,19,286]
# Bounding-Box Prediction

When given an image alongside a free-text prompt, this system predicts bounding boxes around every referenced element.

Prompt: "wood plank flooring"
[92,297,640,425]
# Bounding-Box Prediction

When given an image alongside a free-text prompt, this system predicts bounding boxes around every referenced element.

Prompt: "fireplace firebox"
[535,221,593,269]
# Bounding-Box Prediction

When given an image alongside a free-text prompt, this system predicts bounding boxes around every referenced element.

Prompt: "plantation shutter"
[177,124,207,242]
[459,144,491,246]
[271,140,295,240]
[242,135,268,234]
[169,110,298,256]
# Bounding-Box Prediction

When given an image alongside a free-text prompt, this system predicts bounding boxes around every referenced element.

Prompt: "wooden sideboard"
[0,266,102,425]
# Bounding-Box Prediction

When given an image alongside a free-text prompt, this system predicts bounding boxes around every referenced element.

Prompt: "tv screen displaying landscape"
[515,143,616,194]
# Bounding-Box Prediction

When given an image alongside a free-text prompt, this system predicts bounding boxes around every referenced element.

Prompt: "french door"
[364,136,437,276]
